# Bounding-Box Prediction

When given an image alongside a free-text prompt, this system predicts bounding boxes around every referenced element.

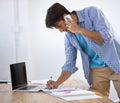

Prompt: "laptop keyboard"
[19,86,37,90]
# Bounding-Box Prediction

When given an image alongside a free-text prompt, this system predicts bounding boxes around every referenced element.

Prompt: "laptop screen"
[10,62,27,89]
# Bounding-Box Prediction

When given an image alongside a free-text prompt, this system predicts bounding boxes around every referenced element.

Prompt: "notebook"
[10,62,46,92]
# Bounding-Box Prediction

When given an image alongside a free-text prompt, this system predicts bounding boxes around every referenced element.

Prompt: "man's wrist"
[55,80,61,87]
[77,28,85,34]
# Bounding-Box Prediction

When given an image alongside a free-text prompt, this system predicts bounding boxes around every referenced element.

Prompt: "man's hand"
[46,71,72,89]
[65,18,81,34]
[46,80,58,89]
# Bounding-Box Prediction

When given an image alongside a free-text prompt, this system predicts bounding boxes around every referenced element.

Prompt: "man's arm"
[65,19,104,43]
[65,6,113,43]
[78,28,104,43]
[46,34,78,89]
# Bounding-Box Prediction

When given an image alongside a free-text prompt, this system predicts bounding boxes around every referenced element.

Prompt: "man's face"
[54,20,68,32]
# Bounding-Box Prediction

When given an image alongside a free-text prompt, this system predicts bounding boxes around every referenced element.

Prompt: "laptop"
[10,62,46,92]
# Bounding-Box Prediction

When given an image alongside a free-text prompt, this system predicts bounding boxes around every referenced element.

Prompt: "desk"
[0,83,113,103]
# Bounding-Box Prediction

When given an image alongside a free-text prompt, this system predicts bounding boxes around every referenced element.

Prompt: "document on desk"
[30,80,102,101]
[42,88,102,101]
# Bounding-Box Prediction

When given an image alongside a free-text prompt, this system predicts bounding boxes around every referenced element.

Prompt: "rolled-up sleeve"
[62,34,78,73]
[88,6,112,43]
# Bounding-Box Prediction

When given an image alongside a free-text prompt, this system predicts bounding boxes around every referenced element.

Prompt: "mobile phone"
[64,14,72,21]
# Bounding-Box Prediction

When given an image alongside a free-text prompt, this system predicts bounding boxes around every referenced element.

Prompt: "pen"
[50,76,53,90]
[50,76,52,80]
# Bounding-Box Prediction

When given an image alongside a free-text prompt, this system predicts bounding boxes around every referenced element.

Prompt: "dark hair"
[45,3,70,28]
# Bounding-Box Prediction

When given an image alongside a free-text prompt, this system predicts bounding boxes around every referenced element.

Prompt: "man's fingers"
[46,80,54,89]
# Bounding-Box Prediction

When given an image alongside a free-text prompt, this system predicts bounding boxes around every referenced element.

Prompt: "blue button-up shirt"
[61,6,120,85]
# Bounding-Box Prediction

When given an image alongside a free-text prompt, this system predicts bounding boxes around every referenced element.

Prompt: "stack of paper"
[51,89,102,101]
[30,80,102,101]
[41,87,102,101]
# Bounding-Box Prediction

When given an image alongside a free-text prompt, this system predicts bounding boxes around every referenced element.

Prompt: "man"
[45,2,120,97]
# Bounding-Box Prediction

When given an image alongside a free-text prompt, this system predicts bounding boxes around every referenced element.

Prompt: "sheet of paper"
[61,94,102,101]
[30,80,102,101]
[50,89,102,101]
[42,87,76,93]
[51,90,94,96]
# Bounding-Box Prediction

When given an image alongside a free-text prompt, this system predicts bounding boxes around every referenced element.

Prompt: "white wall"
[0,0,29,81]
[0,0,120,83]
[0,0,15,81]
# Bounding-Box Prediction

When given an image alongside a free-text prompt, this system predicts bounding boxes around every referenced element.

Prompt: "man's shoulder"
[75,6,100,17]
[76,6,100,12]
[83,6,100,13]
